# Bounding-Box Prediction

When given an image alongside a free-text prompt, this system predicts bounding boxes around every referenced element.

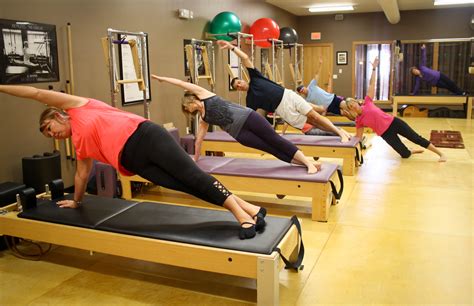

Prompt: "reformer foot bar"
[185,131,362,176]
[120,156,344,222]
[392,95,472,119]
[0,182,304,306]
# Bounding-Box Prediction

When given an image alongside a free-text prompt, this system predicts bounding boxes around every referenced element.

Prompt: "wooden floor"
[0,117,472,305]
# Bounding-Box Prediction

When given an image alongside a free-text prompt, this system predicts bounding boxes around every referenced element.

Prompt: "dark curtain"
[438,41,472,94]
[395,43,434,95]
[355,44,366,99]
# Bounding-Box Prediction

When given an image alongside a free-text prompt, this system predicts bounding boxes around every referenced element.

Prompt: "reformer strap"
[329,167,344,200]
[355,146,364,165]
[275,215,304,271]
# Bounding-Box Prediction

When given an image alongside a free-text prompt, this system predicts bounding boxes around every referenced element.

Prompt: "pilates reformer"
[183,38,216,136]
[0,180,304,306]
[120,156,343,222]
[391,95,472,119]
[185,131,363,176]
[262,38,284,87]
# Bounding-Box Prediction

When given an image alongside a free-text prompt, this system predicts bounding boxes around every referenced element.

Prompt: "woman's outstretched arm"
[151,75,214,100]
[367,57,379,99]
[0,85,87,109]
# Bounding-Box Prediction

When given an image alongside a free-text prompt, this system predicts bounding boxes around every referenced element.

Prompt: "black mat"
[18,195,293,255]
[19,194,139,228]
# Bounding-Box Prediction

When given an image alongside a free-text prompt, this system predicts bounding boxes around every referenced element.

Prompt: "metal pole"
[193,41,199,134]
[271,39,276,81]
[280,40,284,87]
[66,23,75,95]
[237,34,242,105]
[107,29,116,107]
[210,41,215,93]
[140,33,150,119]
[300,44,304,86]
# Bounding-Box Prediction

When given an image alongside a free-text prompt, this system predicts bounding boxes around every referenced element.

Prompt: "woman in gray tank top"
[152,75,320,174]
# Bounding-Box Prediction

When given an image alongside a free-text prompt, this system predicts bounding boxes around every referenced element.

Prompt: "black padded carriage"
[19,194,299,255]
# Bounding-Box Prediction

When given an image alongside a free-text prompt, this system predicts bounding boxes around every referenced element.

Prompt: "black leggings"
[436,73,464,95]
[381,117,431,158]
[121,121,231,206]
[235,111,299,163]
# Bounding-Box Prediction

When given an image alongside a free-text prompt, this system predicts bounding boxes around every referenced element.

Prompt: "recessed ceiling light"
[434,0,474,5]
[308,5,354,13]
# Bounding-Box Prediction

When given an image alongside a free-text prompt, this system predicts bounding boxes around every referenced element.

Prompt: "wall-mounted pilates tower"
[101,28,150,118]
[184,39,215,134]
[288,43,304,91]
[207,31,254,106]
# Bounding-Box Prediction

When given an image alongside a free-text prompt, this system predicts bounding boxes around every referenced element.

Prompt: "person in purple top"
[410,44,466,96]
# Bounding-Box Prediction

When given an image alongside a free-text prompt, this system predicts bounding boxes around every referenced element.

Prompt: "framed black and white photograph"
[0,19,59,84]
[336,51,348,65]
[118,33,151,105]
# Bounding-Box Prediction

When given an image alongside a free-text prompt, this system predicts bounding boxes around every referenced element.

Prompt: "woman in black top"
[152,75,321,174]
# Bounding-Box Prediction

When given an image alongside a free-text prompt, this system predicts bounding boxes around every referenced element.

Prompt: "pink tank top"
[66,99,147,175]
[355,96,394,136]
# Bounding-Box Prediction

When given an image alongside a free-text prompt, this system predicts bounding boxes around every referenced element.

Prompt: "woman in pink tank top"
[339,57,446,162]
[0,85,267,239]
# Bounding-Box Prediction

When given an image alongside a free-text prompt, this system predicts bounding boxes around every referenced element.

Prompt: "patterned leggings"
[121,121,231,206]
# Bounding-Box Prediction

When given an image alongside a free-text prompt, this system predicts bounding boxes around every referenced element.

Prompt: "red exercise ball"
[249,18,280,48]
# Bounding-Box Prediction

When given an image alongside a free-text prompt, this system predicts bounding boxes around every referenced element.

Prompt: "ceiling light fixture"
[308,5,354,13]
[434,0,474,5]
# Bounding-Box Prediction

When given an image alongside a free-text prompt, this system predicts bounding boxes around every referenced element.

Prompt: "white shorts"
[275,89,313,129]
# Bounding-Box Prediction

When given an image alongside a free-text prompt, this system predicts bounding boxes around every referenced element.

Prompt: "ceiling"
[266,0,474,16]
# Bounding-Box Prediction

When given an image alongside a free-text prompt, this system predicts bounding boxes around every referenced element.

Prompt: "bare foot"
[438,154,447,162]
[410,149,424,154]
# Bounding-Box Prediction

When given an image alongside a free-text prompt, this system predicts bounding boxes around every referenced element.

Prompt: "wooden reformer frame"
[119,165,340,222]
[391,95,472,119]
[0,201,300,306]
[199,139,360,176]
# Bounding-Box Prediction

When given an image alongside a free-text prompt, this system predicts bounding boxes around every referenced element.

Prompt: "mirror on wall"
[353,38,473,101]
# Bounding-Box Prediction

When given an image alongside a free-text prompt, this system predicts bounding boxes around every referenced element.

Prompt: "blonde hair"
[39,107,69,134]
[180,92,199,121]
[341,98,360,121]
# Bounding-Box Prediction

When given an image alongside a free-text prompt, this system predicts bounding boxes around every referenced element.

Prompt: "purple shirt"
[355,96,394,136]
[413,48,440,95]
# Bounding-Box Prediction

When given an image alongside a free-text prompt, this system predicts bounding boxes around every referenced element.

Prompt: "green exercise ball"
[209,11,242,41]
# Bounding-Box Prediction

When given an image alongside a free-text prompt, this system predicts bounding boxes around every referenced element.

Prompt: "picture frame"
[0,19,59,84]
[336,51,348,65]
[117,33,151,106]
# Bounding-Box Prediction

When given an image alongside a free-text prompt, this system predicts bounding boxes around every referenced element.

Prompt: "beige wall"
[0,0,297,185]
[297,8,473,97]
